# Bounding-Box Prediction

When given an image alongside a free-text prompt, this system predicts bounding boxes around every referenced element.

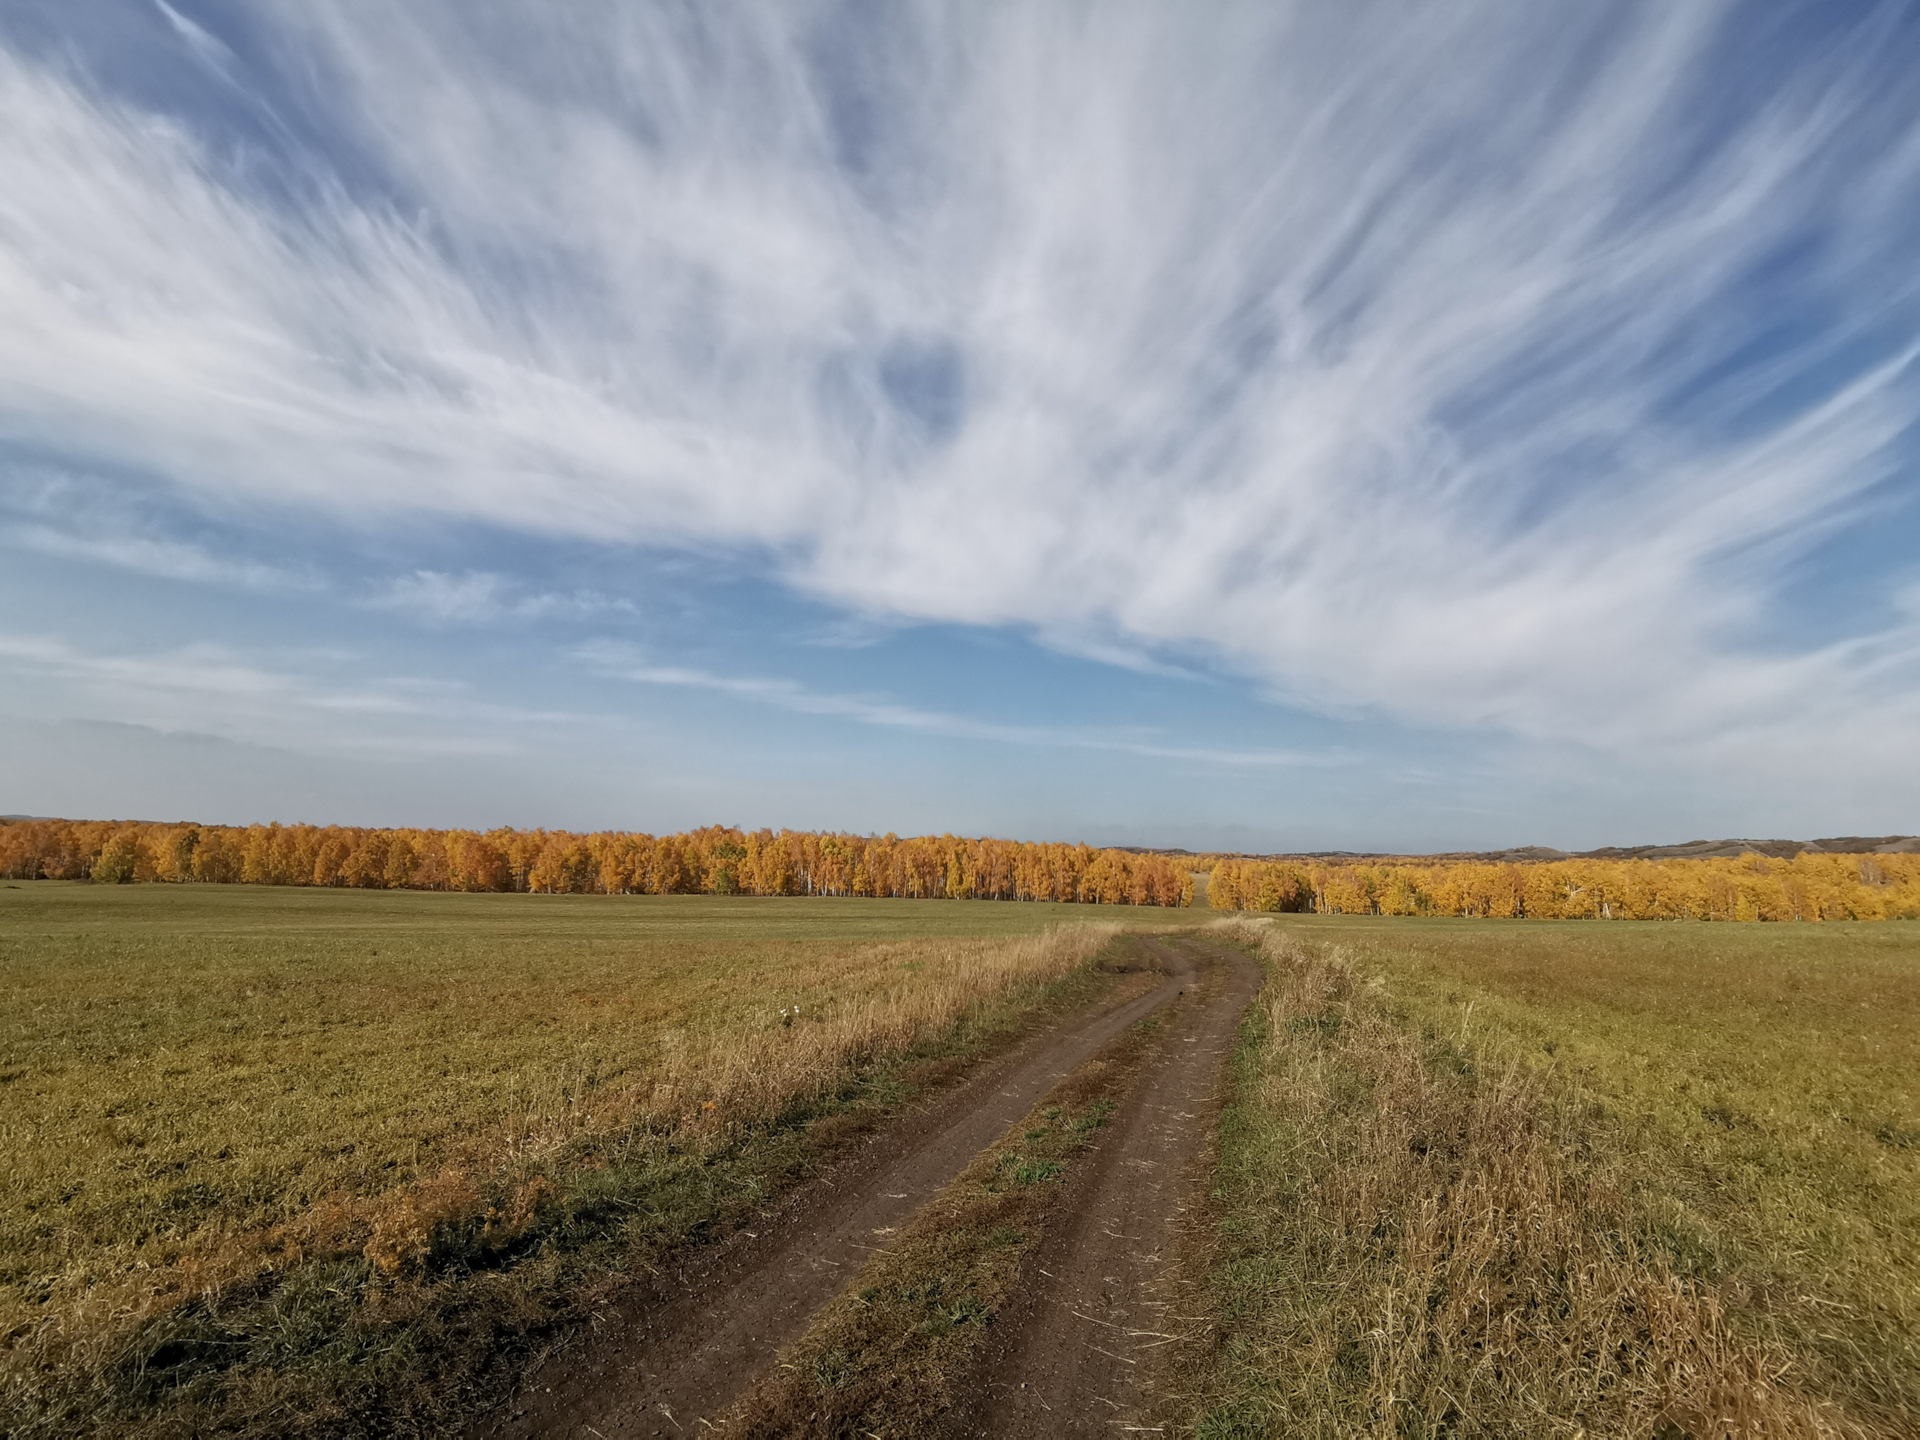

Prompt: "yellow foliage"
[1208,851,1920,921]
[0,818,1196,906]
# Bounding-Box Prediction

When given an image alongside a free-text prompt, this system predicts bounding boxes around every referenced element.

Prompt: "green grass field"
[10,885,1915,1436]
[1191,916,1920,1438]
[0,882,1179,1435]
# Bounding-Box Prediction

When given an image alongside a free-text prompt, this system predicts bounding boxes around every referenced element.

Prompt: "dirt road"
[948,936,1261,1435]
[483,932,1258,1438]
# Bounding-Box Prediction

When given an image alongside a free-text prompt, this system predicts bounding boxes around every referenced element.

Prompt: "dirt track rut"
[487,940,1210,1438]
[948,936,1262,1435]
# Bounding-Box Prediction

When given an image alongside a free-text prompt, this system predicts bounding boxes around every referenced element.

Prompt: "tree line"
[10,815,1912,919]
[0,818,1196,906]
[1207,853,1920,922]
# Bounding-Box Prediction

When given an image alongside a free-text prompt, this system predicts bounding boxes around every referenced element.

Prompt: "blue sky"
[2,1,1918,851]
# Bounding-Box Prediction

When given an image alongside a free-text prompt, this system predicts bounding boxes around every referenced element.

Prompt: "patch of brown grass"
[0,883,1133,1436]
[1180,921,1880,1438]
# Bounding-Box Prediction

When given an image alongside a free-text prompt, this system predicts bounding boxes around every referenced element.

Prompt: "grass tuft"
[1174,917,1918,1439]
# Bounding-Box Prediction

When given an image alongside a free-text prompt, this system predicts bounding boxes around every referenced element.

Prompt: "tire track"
[483,939,1202,1439]
[946,936,1262,1437]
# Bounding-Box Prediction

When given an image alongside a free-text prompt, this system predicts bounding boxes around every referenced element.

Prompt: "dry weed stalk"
[1194,919,1860,1439]
[361,927,1108,1250]
[633,927,1118,1146]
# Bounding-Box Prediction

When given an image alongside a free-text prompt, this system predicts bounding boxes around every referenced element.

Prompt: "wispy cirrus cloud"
[3,2,1919,813]
[0,631,415,723]
[576,641,1324,770]
[0,632,580,757]
[367,570,632,625]
[0,466,317,591]
[149,0,235,74]
[6,522,312,591]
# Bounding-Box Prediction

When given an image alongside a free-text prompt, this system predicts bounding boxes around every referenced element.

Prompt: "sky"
[2,1,1918,852]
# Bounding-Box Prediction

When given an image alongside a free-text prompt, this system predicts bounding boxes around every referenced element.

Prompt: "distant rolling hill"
[1149,836,1920,863]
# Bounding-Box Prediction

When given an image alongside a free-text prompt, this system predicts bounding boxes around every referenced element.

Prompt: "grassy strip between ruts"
[1176,918,1916,1439]
[722,1008,1168,1436]
[5,920,1133,1438]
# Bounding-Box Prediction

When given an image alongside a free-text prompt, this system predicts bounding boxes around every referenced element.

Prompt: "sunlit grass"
[1189,916,1919,1438]
[0,882,1177,1434]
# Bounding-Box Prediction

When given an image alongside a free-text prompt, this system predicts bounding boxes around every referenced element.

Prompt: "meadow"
[10,882,1917,1437]
[0,882,1185,1435]
[1187,916,1920,1438]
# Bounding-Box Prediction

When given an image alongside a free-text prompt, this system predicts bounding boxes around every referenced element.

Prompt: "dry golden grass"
[0,882,1154,1435]
[1182,918,1918,1439]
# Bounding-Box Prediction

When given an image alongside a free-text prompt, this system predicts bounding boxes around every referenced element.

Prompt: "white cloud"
[0,465,317,590]
[2,4,1918,799]
[367,570,631,624]
[576,641,1326,769]
[151,0,237,74]
[6,521,310,591]
[0,631,408,710]
[0,631,579,757]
